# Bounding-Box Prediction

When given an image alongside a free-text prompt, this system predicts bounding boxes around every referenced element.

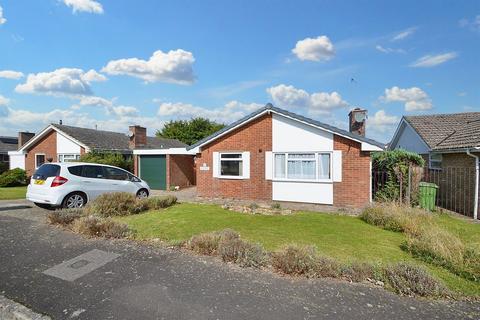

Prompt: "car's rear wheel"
[136,189,149,199]
[62,192,87,209]
[34,202,53,210]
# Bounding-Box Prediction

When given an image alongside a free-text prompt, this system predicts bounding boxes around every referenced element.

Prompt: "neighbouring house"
[188,104,384,208]
[0,135,20,172]
[389,112,480,218]
[8,123,195,190]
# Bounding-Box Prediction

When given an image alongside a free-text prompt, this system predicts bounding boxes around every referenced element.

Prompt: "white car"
[27,162,150,209]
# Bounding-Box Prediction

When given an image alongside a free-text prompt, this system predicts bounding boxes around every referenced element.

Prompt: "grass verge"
[0,186,27,200]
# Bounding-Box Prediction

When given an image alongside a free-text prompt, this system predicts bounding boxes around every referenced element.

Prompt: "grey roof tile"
[404,112,480,151]
[0,136,18,153]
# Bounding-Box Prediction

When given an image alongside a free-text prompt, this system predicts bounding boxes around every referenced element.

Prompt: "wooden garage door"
[139,155,166,190]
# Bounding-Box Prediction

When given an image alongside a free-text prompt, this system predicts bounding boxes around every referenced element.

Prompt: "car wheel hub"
[67,195,84,208]
[137,191,148,199]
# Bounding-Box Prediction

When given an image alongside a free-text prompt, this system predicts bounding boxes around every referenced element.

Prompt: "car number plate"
[34,179,45,185]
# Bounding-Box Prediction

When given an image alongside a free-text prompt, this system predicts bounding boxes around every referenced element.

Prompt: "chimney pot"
[128,125,147,149]
[348,108,367,137]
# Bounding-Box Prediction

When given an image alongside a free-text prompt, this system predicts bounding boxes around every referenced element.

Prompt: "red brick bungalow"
[188,104,384,208]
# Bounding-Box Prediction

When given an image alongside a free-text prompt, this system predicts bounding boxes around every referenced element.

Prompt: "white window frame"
[58,153,81,163]
[35,153,46,169]
[273,152,333,183]
[429,153,442,170]
[218,152,245,179]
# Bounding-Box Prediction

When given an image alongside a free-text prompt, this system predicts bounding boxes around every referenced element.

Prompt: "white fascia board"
[19,125,90,152]
[361,142,383,151]
[8,150,25,155]
[133,148,196,155]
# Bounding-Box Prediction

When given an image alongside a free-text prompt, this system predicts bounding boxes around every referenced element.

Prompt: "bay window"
[274,152,331,181]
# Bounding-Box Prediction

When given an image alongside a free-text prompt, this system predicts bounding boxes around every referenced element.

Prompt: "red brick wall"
[25,131,57,176]
[133,155,139,176]
[196,114,272,200]
[168,155,195,188]
[333,135,371,208]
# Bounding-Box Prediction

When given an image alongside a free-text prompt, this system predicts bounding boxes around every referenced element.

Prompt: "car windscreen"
[32,164,60,180]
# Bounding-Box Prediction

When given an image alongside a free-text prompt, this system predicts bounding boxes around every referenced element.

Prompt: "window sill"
[216,175,248,180]
[272,178,333,183]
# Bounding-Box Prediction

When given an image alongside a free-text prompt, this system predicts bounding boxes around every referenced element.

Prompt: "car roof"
[43,162,124,170]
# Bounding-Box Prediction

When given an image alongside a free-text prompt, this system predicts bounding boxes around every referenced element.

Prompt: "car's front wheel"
[136,188,149,199]
[62,192,87,209]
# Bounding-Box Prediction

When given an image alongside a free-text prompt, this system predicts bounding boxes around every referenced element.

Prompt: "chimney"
[18,132,35,149]
[348,108,367,137]
[59,120,63,125]
[128,125,147,149]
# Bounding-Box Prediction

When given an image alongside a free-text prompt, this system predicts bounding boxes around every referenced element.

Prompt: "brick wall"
[333,135,371,208]
[168,155,195,188]
[25,131,57,176]
[133,155,139,176]
[196,114,272,200]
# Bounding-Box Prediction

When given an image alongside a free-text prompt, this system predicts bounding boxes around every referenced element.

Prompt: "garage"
[139,155,166,190]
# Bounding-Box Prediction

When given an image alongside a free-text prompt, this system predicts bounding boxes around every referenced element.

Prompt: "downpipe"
[466,149,479,220]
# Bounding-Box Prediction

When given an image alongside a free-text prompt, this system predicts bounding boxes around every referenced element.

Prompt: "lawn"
[0,186,27,200]
[119,203,480,296]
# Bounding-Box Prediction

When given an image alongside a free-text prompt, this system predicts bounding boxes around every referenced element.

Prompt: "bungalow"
[188,104,384,208]
[0,135,20,172]
[8,123,195,190]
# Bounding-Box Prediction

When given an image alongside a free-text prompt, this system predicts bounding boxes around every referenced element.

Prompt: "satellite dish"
[354,112,366,122]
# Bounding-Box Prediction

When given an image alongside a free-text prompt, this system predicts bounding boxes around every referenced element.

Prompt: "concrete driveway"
[0,200,479,320]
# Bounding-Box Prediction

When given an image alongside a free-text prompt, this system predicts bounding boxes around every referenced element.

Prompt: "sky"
[0,0,479,143]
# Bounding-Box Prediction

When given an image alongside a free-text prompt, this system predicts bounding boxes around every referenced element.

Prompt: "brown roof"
[404,112,480,151]
[50,124,186,152]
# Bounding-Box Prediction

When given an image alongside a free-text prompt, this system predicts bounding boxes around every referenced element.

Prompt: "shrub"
[341,262,379,282]
[0,162,8,175]
[271,244,318,276]
[143,195,177,210]
[187,232,222,255]
[271,202,281,210]
[218,237,267,268]
[72,215,130,238]
[47,208,83,226]
[0,168,27,187]
[360,203,433,236]
[248,203,259,210]
[463,246,480,281]
[314,256,341,278]
[79,151,133,172]
[384,263,447,297]
[86,192,144,217]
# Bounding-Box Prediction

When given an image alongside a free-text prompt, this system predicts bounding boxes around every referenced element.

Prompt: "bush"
[72,215,130,238]
[143,195,177,210]
[86,192,145,217]
[0,162,8,174]
[360,203,433,236]
[314,256,341,278]
[187,232,222,255]
[341,262,379,282]
[218,237,267,268]
[79,151,133,172]
[0,168,27,187]
[47,208,83,226]
[271,202,281,210]
[384,263,447,297]
[271,244,318,276]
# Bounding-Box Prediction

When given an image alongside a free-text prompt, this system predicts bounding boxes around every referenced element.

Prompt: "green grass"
[118,203,480,297]
[0,186,27,200]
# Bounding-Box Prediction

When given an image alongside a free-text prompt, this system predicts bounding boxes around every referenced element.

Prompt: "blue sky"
[0,0,479,143]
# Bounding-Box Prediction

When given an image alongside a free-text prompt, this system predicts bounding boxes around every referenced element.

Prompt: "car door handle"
[82,180,91,183]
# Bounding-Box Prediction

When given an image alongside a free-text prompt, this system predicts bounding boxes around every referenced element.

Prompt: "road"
[0,200,479,319]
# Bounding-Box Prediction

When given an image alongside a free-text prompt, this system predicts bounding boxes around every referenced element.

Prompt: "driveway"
[0,200,479,320]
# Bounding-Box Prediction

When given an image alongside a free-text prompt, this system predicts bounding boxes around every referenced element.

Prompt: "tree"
[156,118,225,146]
[79,151,133,173]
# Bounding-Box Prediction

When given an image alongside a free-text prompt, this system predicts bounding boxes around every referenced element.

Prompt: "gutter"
[466,148,480,220]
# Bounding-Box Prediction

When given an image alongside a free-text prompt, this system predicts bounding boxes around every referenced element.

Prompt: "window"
[32,164,60,180]
[35,154,46,168]
[82,165,105,179]
[220,153,243,177]
[274,152,331,181]
[429,153,442,170]
[104,167,129,181]
[68,165,84,177]
[58,154,80,163]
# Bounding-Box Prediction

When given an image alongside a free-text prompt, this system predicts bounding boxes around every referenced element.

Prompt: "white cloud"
[375,45,406,54]
[391,27,417,41]
[267,84,349,115]
[459,15,480,32]
[157,100,263,123]
[0,5,6,25]
[78,95,113,107]
[382,86,433,111]
[62,0,103,14]
[107,105,138,117]
[0,94,9,106]
[15,68,106,97]
[292,36,335,62]
[368,110,399,133]
[102,49,195,84]
[0,70,24,80]
[410,52,457,68]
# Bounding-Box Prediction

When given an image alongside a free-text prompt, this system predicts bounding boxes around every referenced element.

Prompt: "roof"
[403,112,480,151]
[0,136,18,154]
[22,124,186,152]
[188,104,385,151]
